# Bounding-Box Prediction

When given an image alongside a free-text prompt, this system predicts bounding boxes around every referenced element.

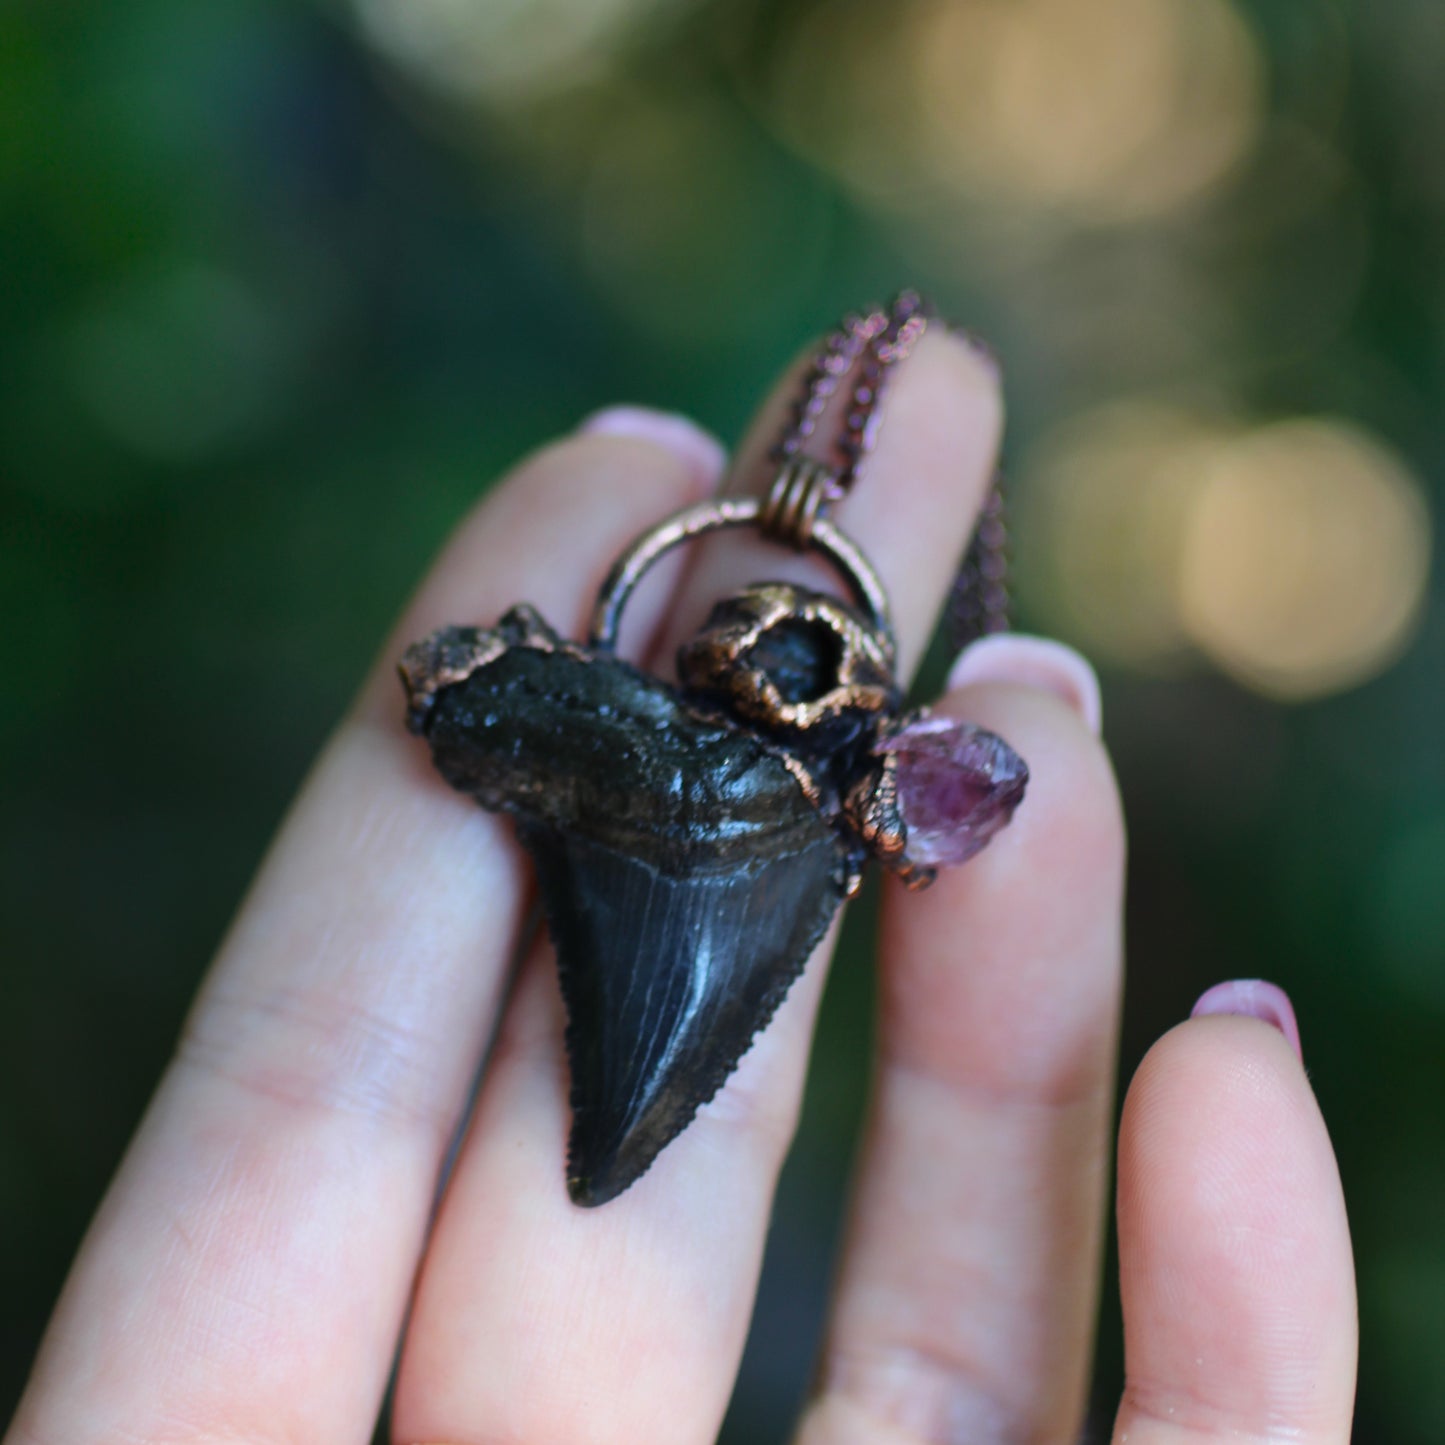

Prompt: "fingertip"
[1116,1013,1357,1441]
[931,319,1005,398]
[1121,1014,1320,1214]
[576,405,728,491]
[940,321,1003,381]
[947,633,1103,736]
[359,424,709,721]
[937,676,1124,892]
[897,324,1005,489]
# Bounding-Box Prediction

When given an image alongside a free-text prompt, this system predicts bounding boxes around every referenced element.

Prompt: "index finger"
[8,422,717,1445]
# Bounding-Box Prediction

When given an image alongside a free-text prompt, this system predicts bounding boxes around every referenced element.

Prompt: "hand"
[9,333,1356,1445]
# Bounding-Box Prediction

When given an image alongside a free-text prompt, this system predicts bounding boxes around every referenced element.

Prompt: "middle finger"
[393,322,1002,1445]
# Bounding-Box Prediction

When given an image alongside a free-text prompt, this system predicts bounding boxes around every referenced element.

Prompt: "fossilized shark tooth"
[402,605,855,1205]
[402,589,1026,1205]
[524,823,843,1205]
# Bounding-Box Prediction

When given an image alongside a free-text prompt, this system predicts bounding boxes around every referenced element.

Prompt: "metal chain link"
[948,476,1010,647]
[768,290,1011,641]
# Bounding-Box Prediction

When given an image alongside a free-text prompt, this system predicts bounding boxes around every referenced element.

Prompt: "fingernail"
[578,405,727,488]
[946,633,1102,736]
[1191,979,1303,1061]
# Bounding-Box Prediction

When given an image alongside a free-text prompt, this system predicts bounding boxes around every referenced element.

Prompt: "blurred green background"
[3,0,1443,1438]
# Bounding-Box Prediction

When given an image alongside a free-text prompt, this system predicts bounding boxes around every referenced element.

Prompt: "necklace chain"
[949,479,1009,646]
[770,291,1010,644]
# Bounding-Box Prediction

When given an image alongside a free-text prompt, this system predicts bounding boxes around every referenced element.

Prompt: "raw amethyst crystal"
[881,715,1029,867]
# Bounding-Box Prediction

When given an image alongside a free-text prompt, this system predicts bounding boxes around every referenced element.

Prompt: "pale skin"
[9,332,1357,1445]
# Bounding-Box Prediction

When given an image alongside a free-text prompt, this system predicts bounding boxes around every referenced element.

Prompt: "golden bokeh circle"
[1178,419,1431,700]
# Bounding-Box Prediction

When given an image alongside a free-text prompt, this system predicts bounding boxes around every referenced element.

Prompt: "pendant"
[400,494,1028,1206]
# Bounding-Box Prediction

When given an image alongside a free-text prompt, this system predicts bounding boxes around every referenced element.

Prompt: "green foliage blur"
[3,0,1443,1439]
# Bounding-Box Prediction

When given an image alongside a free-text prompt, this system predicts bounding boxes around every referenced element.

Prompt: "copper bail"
[588,496,895,662]
[758,455,839,550]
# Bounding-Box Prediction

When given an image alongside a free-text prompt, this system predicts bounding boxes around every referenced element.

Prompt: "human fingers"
[795,639,1124,1445]
[1112,989,1357,1444]
[6,411,720,1445]
[391,325,1003,1445]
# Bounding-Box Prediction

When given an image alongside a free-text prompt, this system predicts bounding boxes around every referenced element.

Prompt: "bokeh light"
[56,262,294,469]
[1179,420,1431,701]
[1015,402,1232,669]
[767,0,1263,221]
[1020,410,1432,701]
[352,0,694,105]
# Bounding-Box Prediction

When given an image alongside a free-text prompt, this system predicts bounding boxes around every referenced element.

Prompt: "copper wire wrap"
[759,289,937,551]
[758,455,838,550]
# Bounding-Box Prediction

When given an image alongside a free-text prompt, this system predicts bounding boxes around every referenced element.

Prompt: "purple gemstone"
[880,715,1028,867]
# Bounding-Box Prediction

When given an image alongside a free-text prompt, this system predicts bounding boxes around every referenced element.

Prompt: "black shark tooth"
[407,623,851,1205]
